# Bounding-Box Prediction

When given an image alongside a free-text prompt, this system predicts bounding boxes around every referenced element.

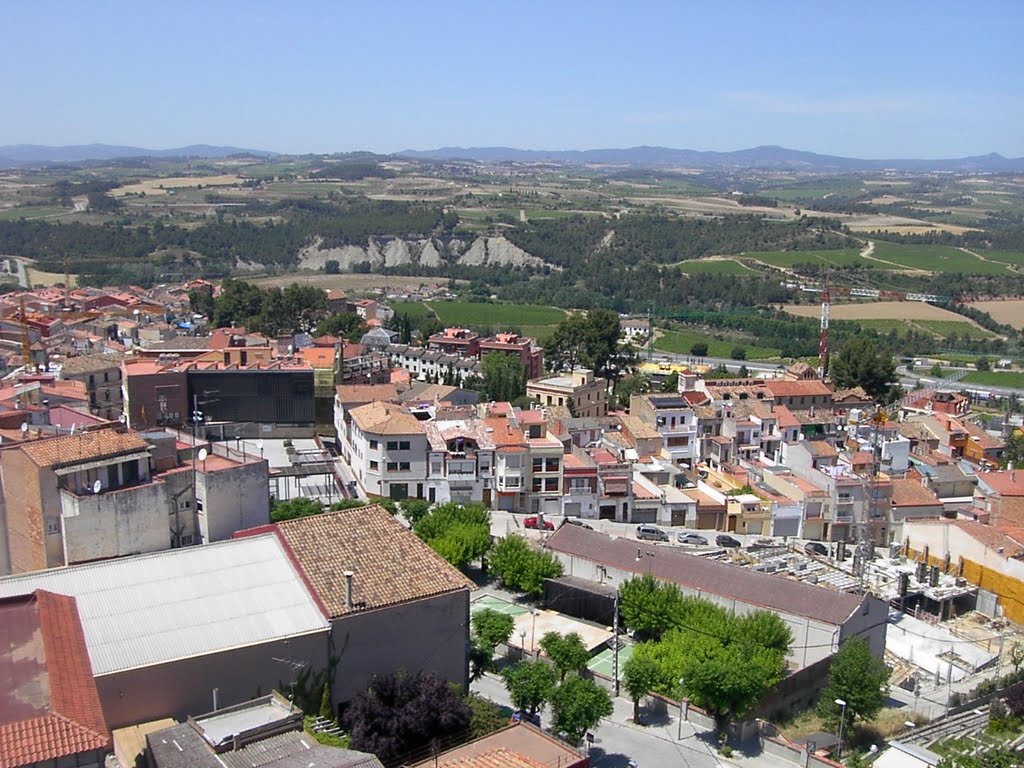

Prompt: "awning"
[53,451,152,476]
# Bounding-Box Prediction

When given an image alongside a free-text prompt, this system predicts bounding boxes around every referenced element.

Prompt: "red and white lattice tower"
[818,275,830,379]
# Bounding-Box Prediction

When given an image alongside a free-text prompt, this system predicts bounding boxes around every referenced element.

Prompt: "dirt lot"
[785,301,974,321]
[969,299,1024,329]
[110,175,243,197]
[249,273,465,293]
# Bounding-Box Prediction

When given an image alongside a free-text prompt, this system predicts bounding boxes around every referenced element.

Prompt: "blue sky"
[2,1,1021,157]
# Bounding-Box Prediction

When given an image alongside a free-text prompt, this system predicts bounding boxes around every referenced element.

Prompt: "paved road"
[898,365,1024,398]
[650,351,782,375]
[472,672,728,768]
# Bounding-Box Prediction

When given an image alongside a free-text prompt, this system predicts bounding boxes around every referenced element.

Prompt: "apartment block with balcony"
[488,417,530,512]
[527,435,564,517]
[630,393,698,469]
[562,451,599,519]
[347,401,429,502]
[590,447,633,522]
[59,352,127,421]
[424,418,496,506]
[479,332,545,380]
[428,327,481,357]
[0,428,269,574]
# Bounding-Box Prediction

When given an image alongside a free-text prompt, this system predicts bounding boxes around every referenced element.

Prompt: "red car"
[523,515,554,530]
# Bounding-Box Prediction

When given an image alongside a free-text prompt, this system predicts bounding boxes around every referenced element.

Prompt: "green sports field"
[471,594,531,618]
[587,639,633,681]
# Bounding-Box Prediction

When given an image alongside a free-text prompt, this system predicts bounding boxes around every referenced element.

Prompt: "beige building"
[527,368,608,418]
[59,352,127,421]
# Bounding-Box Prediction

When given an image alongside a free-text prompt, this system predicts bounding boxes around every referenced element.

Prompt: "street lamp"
[531,610,539,654]
[835,698,848,759]
[519,630,527,659]
[678,677,686,739]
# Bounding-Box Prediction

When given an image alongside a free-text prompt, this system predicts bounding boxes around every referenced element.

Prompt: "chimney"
[344,570,354,611]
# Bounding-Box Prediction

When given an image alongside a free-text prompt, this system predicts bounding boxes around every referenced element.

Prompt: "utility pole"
[612,589,620,698]
[818,271,830,380]
[191,393,202,546]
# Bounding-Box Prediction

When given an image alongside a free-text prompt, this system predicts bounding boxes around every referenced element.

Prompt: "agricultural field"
[969,300,1024,330]
[785,301,979,323]
[110,175,243,196]
[741,249,867,269]
[962,370,1024,388]
[427,300,566,329]
[653,329,779,360]
[388,301,433,323]
[870,242,1011,274]
[677,258,755,275]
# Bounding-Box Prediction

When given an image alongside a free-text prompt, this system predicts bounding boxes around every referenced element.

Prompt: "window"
[532,458,543,472]
[505,477,520,488]
[369,440,378,450]
[196,499,204,513]
[387,441,398,451]
[180,534,194,546]
[46,519,60,535]
[545,458,560,472]
[400,462,410,471]
[532,479,542,492]
[387,462,398,471]
[399,441,410,451]
[545,478,559,492]
[370,460,379,471]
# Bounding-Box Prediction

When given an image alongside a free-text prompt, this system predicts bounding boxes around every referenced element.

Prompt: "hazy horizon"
[2,1,1021,158]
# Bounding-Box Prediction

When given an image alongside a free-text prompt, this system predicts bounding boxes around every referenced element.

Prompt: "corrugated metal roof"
[0,535,329,676]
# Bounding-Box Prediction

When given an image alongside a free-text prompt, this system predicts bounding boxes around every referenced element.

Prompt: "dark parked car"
[677,532,709,546]
[524,515,554,531]
[562,517,594,530]
[716,534,741,548]
[804,541,829,557]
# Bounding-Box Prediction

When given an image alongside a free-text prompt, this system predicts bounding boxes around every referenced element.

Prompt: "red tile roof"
[891,479,942,508]
[17,429,150,469]
[244,505,474,619]
[0,591,110,768]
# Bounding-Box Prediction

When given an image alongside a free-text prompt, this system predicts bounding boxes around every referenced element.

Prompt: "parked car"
[636,524,669,542]
[715,534,741,548]
[804,541,829,557]
[524,515,554,531]
[677,532,709,546]
[562,517,594,530]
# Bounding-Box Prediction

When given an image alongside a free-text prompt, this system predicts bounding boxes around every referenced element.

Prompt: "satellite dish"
[20,422,28,434]
[92,479,102,494]
[69,424,77,435]
[118,413,127,424]
[257,440,264,450]
[198,448,208,462]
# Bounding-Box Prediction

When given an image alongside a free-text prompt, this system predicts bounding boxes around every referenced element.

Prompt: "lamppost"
[519,630,527,660]
[531,610,539,654]
[678,677,686,739]
[835,698,848,759]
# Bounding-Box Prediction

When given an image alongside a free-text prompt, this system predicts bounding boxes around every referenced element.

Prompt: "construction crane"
[818,272,830,380]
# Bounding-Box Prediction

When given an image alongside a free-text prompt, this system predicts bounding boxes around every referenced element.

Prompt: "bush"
[489,535,563,595]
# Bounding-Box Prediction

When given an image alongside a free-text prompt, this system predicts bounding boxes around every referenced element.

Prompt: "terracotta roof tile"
[0,591,110,768]
[440,748,547,768]
[348,401,425,436]
[17,429,150,469]
[890,479,942,508]
[269,506,475,618]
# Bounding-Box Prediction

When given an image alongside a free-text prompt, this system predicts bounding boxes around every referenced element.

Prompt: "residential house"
[348,401,429,501]
[527,368,608,418]
[630,393,699,470]
[479,332,544,379]
[58,352,127,421]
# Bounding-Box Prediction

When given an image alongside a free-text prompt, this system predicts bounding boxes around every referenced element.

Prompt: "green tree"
[472,608,515,670]
[324,259,340,274]
[622,653,661,723]
[738,364,749,378]
[731,346,747,360]
[315,311,367,341]
[690,342,709,357]
[938,748,1021,768]
[501,661,557,718]
[661,371,679,393]
[618,575,684,641]
[829,338,897,401]
[413,502,491,570]
[930,363,944,378]
[319,680,333,720]
[817,637,888,727]
[538,632,590,682]
[545,309,622,377]
[976,357,992,372]
[614,372,651,408]
[401,498,431,526]
[550,674,613,743]
[489,535,563,595]
[464,691,508,740]
[481,351,527,402]
[271,497,324,522]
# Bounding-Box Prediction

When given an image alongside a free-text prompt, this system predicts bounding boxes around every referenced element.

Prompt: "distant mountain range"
[3,142,1022,173]
[399,144,1024,173]
[0,143,275,167]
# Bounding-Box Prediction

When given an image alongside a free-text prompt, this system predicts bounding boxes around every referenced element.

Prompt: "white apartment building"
[424,419,496,506]
[629,393,699,470]
[347,401,431,501]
